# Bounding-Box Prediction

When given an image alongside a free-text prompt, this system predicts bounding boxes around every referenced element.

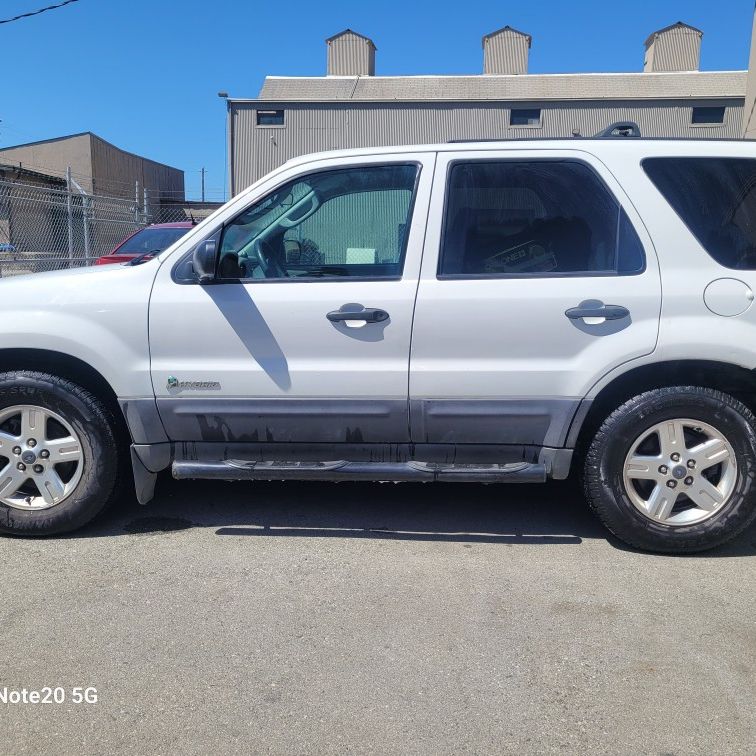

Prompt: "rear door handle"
[327,307,389,323]
[565,304,629,321]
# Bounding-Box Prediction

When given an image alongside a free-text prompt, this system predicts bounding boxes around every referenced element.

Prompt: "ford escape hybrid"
[1,135,756,553]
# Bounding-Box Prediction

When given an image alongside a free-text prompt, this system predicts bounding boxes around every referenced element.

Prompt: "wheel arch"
[570,359,756,455]
[0,348,129,444]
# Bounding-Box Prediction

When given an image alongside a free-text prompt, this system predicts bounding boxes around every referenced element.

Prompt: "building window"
[438,160,644,278]
[256,109,285,126]
[509,108,542,128]
[691,106,725,126]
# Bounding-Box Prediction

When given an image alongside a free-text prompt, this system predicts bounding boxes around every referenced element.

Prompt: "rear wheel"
[584,387,756,553]
[0,372,120,535]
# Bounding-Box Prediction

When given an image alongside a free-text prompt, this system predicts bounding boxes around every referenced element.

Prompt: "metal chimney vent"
[644,21,703,72]
[482,26,531,75]
[326,29,376,76]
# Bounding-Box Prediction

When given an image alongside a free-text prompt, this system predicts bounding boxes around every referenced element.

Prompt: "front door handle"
[565,304,629,321]
[327,307,389,324]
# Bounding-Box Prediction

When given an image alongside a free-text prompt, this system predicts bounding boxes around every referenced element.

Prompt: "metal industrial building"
[225,20,756,195]
[0,132,184,210]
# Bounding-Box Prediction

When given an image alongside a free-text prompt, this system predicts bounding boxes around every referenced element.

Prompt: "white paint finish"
[602,141,756,380]
[1,137,756,444]
[703,278,754,317]
[0,263,156,397]
[409,148,662,404]
[149,152,436,403]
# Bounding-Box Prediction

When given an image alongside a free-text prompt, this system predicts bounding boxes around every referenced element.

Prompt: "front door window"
[217,164,418,281]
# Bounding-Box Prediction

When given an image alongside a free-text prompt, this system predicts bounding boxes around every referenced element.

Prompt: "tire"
[584,387,756,553]
[0,371,121,536]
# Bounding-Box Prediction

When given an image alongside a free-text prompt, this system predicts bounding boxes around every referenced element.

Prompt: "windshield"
[117,227,190,254]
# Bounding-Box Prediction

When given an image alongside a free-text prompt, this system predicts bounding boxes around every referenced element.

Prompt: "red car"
[95,222,193,265]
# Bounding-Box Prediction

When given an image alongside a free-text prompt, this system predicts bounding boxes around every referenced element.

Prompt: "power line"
[0,0,80,26]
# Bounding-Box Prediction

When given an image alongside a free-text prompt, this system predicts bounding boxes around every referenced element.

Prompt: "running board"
[172,460,547,484]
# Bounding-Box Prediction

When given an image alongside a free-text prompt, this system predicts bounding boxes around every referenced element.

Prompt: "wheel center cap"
[672,465,687,480]
[21,450,37,465]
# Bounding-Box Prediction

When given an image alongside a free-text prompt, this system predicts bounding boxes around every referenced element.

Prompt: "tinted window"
[691,106,725,125]
[117,226,189,254]
[218,164,417,280]
[257,110,284,126]
[644,158,756,270]
[439,161,644,277]
[510,108,542,127]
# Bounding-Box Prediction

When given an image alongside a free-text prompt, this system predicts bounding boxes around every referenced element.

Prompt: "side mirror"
[192,239,217,284]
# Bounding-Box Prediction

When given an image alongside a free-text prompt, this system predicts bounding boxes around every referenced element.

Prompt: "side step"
[172,460,547,484]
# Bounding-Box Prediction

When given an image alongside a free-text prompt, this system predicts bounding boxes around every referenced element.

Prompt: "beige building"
[0,132,184,209]
[226,19,756,195]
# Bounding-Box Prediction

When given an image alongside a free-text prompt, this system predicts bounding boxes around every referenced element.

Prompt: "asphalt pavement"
[1,477,754,755]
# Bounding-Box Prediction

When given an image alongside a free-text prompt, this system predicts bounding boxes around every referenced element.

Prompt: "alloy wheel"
[0,405,84,510]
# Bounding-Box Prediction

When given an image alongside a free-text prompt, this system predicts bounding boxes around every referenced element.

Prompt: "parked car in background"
[94,222,193,265]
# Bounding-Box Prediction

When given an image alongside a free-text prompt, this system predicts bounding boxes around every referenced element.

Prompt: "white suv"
[1,135,756,552]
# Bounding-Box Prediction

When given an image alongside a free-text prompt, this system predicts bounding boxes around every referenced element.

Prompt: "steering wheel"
[252,239,287,278]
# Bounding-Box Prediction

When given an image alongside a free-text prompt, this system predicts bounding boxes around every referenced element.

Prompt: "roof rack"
[448,121,644,144]
[595,121,642,138]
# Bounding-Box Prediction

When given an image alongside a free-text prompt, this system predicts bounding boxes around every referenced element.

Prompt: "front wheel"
[584,387,756,553]
[0,371,121,536]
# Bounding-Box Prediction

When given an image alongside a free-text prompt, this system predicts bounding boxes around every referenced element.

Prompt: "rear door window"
[643,158,756,270]
[438,160,645,277]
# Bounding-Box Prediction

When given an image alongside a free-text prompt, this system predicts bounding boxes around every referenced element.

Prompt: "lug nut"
[671,453,681,462]
[27,439,36,448]
[687,460,696,469]
[33,465,44,474]
[16,463,26,472]
[658,465,669,475]
[39,450,50,459]
[12,446,21,456]
[684,476,694,486]
[667,480,677,489]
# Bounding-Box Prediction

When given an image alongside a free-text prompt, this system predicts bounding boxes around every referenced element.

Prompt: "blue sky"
[0,0,754,200]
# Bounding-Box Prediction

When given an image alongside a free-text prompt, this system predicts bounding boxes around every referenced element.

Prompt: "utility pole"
[200,167,206,203]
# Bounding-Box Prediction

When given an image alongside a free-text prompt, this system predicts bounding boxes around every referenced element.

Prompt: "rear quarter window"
[643,157,756,270]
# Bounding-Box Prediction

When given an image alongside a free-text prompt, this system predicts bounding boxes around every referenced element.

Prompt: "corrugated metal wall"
[483,30,529,75]
[231,99,745,192]
[645,27,701,72]
[90,135,184,209]
[744,12,756,138]
[327,32,375,76]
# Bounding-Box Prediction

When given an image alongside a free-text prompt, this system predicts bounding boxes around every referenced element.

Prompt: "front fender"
[0,263,156,398]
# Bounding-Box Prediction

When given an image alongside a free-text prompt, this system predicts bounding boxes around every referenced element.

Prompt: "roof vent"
[482,26,531,75]
[644,21,703,72]
[326,29,376,76]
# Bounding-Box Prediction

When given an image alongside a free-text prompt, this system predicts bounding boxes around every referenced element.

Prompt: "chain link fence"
[0,178,221,277]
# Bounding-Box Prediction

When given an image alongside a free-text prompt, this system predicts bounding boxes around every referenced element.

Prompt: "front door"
[409,148,662,449]
[149,153,435,445]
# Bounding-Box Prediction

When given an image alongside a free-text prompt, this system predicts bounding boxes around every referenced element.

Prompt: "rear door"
[409,148,661,449]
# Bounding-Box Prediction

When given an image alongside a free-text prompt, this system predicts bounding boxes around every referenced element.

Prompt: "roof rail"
[596,121,642,138]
